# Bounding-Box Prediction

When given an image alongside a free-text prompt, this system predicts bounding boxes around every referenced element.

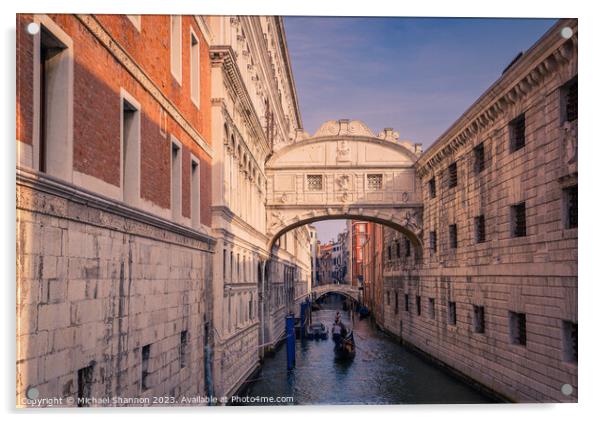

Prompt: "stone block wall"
[378,19,578,403]
[17,176,214,406]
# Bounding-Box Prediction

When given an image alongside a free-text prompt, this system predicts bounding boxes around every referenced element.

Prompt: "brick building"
[16,13,215,405]
[376,19,578,402]
[361,222,385,327]
[348,220,368,286]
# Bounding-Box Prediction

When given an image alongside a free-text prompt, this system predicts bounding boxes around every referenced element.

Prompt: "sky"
[284,17,557,243]
[284,16,557,145]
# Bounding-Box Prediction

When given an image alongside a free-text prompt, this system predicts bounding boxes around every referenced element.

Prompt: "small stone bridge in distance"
[311,283,360,302]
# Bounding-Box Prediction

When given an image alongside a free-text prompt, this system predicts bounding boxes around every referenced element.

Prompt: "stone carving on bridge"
[336,174,351,191]
[314,119,376,138]
[401,210,423,234]
[336,140,352,162]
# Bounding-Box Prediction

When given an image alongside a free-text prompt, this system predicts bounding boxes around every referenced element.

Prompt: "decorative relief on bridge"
[265,120,424,246]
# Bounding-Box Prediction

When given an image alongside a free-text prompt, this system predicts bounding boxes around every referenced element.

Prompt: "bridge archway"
[312,283,361,303]
[265,119,424,254]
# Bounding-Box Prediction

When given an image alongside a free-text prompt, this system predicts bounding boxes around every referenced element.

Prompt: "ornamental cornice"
[210,45,269,152]
[416,19,577,179]
[77,15,213,158]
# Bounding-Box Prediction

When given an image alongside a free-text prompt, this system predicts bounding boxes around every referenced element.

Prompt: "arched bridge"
[266,119,424,253]
[311,283,361,302]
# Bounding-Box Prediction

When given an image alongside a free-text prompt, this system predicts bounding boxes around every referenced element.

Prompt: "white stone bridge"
[311,283,361,302]
[265,119,424,254]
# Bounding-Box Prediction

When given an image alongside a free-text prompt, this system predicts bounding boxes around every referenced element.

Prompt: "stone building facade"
[378,19,578,402]
[206,16,311,398]
[16,14,215,405]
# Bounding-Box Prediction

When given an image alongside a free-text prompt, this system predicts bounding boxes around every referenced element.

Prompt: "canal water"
[239,301,496,405]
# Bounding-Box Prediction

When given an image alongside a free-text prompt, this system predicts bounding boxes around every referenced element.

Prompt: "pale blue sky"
[284,17,557,242]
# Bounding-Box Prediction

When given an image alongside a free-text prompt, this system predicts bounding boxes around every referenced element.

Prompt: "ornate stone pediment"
[314,119,375,138]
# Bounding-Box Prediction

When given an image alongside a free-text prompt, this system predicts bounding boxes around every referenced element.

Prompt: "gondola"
[333,331,356,360]
[305,322,328,340]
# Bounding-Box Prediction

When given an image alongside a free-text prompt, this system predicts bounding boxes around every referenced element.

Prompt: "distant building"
[349,221,369,286]
[308,225,318,287]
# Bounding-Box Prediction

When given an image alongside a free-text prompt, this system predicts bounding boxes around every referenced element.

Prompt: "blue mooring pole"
[286,314,295,370]
[300,302,307,340]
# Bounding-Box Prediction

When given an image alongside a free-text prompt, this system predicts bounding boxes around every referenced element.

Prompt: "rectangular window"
[448,301,457,325]
[121,94,141,205]
[562,320,578,363]
[428,177,436,198]
[404,294,409,312]
[563,77,578,123]
[249,295,254,320]
[191,158,200,228]
[473,305,485,333]
[511,202,527,237]
[509,114,526,152]
[367,174,383,191]
[448,162,458,188]
[396,240,401,258]
[449,224,458,249]
[171,141,182,220]
[475,215,486,243]
[473,142,485,174]
[405,238,411,257]
[429,231,437,254]
[386,291,390,306]
[564,185,578,229]
[307,174,323,191]
[190,29,200,107]
[387,245,392,261]
[77,364,94,407]
[170,16,182,83]
[126,15,141,31]
[180,330,188,368]
[141,344,151,391]
[428,298,435,319]
[36,20,73,180]
[509,311,527,345]
[416,295,422,316]
[395,292,399,315]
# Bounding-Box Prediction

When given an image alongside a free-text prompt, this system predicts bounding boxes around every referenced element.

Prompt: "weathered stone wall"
[378,19,578,403]
[17,174,214,406]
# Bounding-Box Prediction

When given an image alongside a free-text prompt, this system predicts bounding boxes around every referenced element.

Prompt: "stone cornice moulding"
[416,18,577,179]
[76,14,213,158]
[266,133,420,167]
[16,167,216,249]
[274,16,303,130]
[246,17,298,147]
[211,45,270,152]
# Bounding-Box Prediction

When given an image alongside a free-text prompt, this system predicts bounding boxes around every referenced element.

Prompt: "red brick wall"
[16,14,212,226]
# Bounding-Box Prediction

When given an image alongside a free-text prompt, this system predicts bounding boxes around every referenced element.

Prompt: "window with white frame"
[121,93,141,206]
[170,16,182,84]
[35,17,74,181]
[190,29,200,107]
[171,140,182,220]
[191,157,200,227]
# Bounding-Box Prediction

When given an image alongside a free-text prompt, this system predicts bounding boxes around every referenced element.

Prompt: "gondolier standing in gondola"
[332,314,342,346]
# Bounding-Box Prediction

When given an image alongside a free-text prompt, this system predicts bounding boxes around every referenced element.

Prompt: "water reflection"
[238,300,496,405]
